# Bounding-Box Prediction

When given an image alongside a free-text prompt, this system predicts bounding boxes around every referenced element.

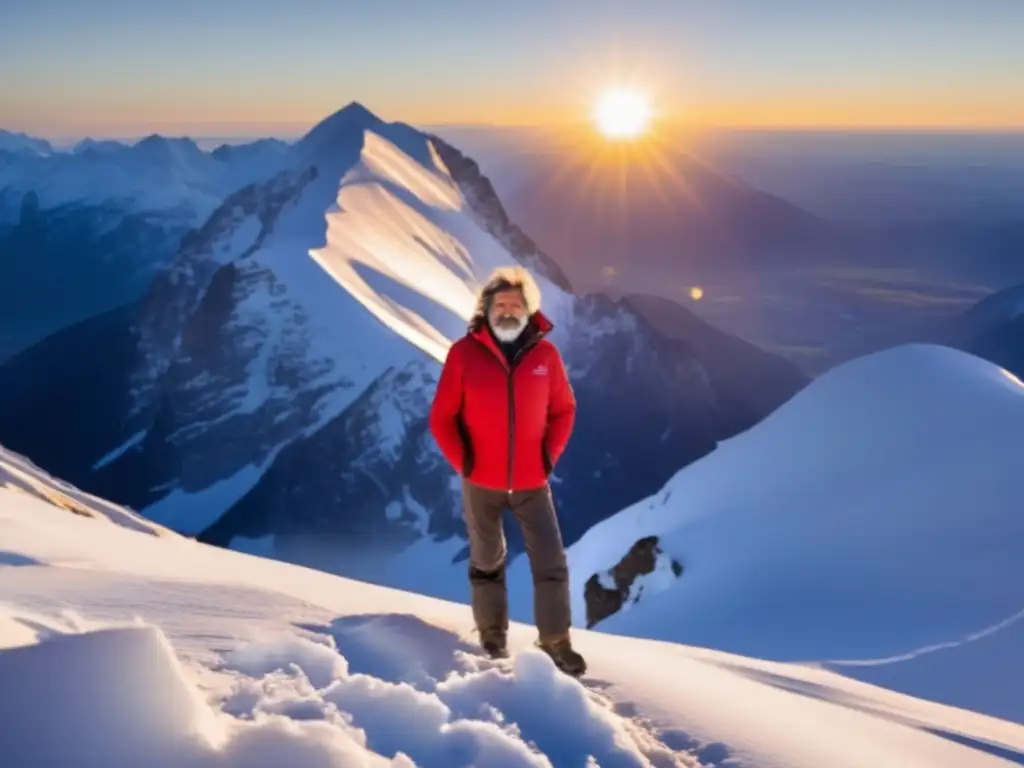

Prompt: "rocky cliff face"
[0,193,190,361]
[429,136,573,293]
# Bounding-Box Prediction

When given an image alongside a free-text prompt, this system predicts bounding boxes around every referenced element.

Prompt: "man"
[429,265,586,676]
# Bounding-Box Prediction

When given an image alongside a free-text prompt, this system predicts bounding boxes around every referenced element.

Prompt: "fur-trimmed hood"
[469,265,542,331]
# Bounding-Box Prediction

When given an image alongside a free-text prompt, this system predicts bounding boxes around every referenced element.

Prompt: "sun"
[593,88,652,140]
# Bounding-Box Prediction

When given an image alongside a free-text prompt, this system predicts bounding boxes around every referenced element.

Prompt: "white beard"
[491,316,527,342]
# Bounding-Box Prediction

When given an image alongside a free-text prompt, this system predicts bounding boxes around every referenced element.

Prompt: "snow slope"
[546,344,1024,722]
[3,462,1024,767]
[0,444,170,539]
[310,129,571,364]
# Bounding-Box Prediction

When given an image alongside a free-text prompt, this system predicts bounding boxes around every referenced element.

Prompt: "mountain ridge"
[0,102,808,589]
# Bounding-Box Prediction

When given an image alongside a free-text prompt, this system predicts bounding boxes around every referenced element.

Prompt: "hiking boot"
[480,630,509,659]
[537,637,587,677]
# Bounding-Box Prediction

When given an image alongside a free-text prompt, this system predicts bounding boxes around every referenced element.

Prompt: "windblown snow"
[3,443,1024,767]
[550,344,1024,723]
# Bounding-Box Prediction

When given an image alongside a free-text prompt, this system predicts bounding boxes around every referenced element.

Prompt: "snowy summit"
[2,441,1024,767]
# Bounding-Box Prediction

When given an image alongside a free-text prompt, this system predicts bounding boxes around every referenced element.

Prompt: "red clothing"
[429,311,576,491]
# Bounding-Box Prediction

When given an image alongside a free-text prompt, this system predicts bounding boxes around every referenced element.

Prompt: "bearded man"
[429,266,586,676]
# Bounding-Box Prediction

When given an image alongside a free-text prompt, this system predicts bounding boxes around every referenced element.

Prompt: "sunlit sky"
[2,0,1023,139]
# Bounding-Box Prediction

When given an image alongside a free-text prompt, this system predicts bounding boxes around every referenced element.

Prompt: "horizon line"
[12,120,1024,144]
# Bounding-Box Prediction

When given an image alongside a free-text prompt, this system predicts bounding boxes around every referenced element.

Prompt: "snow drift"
[550,344,1024,722]
[3,450,1024,767]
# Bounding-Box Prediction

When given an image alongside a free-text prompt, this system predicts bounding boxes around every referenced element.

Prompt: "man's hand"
[429,343,467,474]
[543,349,575,470]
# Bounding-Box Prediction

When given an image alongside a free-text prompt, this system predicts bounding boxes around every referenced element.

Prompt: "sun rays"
[593,88,652,140]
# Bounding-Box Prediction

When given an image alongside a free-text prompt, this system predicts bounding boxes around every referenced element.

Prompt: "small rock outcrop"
[584,536,683,628]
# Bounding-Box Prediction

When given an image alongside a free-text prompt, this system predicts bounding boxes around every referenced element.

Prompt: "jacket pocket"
[457,419,475,477]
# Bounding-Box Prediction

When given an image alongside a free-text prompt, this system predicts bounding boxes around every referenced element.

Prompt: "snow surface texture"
[3,471,1024,767]
[546,344,1024,722]
[0,444,170,538]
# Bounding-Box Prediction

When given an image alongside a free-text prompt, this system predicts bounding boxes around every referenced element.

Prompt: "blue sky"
[2,0,1022,137]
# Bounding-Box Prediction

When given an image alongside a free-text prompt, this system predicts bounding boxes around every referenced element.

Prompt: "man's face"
[488,288,528,341]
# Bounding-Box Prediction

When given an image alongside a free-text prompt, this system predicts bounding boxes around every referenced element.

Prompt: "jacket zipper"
[506,345,529,493]
[469,332,540,494]
[507,366,515,493]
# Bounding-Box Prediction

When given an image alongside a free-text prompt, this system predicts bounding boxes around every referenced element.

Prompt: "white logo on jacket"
[532,364,548,376]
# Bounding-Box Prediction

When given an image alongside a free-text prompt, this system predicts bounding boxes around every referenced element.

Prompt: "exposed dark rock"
[584,535,684,628]
[430,135,574,293]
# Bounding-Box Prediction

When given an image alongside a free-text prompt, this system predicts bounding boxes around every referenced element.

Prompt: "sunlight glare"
[594,88,652,140]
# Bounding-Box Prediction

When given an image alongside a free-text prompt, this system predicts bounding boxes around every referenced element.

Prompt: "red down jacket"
[429,311,576,491]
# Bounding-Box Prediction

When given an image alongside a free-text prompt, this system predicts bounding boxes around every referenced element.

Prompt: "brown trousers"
[461,480,571,643]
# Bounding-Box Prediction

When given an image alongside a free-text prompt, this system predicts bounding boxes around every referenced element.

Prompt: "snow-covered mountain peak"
[745,342,1024,459]
[210,138,291,165]
[0,129,53,156]
[108,116,558,524]
[309,125,572,363]
[71,137,127,155]
[292,102,439,179]
[0,129,291,221]
[554,343,1024,719]
[293,101,384,165]
[1,104,807,604]
[132,133,203,153]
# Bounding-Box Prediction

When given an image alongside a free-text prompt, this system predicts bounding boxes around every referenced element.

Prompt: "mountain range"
[0,128,290,360]
[0,103,809,586]
[3,106,1023,748]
